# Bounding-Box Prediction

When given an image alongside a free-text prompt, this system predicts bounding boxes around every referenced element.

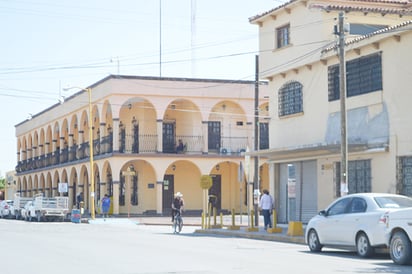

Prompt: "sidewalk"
[133,215,306,245]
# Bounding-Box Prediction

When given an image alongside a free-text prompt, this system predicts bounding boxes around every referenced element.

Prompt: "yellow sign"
[200,175,213,190]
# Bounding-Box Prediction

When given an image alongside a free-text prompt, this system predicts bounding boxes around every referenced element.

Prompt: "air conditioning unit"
[220,147,231,155]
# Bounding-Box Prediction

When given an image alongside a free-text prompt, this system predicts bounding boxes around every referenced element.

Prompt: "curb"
[194,228,306,245]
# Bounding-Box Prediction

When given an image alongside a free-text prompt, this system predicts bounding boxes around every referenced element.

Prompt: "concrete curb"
[194,228,306,245]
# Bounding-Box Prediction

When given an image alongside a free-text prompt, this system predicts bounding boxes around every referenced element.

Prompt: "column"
[246,122,253,150]
[112,180,120,215]
[100,122,106,153]
[156,119,163,153]
[156,181,163,214]
[112,119,120,152]
[202,121,208,154]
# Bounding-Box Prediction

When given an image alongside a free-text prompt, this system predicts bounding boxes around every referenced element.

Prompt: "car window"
[375,196,412,208]
[327,198,351,216]
[349,198,366,213]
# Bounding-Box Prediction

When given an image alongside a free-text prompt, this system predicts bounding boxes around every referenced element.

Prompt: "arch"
[209,101,248,154]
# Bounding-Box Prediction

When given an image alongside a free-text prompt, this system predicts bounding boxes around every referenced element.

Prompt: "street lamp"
[63,86,96,220]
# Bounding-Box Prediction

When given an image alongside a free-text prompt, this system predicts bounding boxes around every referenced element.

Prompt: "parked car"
[381,206,412,265]
[305,193,412,258]
[0,200,15,219]
[21,200,35,221]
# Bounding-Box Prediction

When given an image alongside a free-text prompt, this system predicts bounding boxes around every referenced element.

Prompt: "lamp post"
[64,86,95,219]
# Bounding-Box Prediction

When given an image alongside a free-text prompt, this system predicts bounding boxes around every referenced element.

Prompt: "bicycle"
[172,209,183,234]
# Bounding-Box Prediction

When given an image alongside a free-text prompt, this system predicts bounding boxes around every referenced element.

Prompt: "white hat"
[175,192,183,197]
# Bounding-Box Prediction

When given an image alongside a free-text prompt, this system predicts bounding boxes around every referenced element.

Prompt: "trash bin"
[71,209,81,223]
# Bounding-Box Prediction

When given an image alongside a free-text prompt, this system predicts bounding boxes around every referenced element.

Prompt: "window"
[350,198,366,213]
[259,122,269,150]
[131,175,138,206]
[335,160,371,197]
[328,53,382,101]
[278,81,303,117]
[327,198,350,216]
[397,156,412,196]
[276,24,290,48]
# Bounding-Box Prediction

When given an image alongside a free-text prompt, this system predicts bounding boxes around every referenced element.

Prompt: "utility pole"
[338,12,348,196]
[254,55,259,226]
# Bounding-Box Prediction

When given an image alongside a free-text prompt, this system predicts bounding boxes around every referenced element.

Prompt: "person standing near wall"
[259,189,274,230]
[101,194,111,219]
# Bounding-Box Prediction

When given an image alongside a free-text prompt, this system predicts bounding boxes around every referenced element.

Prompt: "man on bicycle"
[171,192,184,222]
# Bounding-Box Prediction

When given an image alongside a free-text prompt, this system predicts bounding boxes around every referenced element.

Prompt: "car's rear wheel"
[307,229,322,252]
[390,231,412,265]
[356,232,374,258]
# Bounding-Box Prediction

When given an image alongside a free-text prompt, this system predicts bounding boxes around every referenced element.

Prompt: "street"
[1,219,409,274]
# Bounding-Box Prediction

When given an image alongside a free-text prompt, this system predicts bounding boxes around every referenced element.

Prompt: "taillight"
[4,205,8,209]
[379,212,389,226]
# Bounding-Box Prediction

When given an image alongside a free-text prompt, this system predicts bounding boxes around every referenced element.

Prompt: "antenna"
[191,0,197,77]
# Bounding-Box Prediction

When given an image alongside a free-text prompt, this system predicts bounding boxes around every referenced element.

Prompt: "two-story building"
[250,0,412,223]
[15,75,269,216]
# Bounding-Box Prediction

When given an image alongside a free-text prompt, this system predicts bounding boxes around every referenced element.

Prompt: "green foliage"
[0,178,5,189]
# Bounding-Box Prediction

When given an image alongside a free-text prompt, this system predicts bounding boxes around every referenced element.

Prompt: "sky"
[0,0,285,175]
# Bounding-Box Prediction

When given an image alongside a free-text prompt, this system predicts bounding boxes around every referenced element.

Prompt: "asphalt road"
[1,219,409,274]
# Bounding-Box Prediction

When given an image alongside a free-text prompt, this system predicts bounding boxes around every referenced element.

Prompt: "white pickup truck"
[382,208,412,265]
[23,193,69,222]
[13,193,33,220]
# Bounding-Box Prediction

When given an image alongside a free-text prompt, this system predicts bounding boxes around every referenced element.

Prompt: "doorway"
[162,174,174,214]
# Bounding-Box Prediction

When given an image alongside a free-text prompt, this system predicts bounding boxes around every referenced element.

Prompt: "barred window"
[276,24,290,48]
[335,160,371,197]
[328,53,382,101]
[278,81,303,117]
[397,156,412,196]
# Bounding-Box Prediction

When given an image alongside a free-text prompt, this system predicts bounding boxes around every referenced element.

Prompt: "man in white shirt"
[259,189,274,230]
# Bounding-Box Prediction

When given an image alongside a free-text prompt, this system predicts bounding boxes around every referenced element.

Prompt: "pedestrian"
[176,139,184,153]
[76,192,83,209]
[101,194,111,219]
[259,189,274,230]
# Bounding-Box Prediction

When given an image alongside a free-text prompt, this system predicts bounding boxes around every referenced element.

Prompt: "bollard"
[207,202,212,229]
[287,221,304,236]
[211,208,222,228]
[246,209,259,232]
[267,209,282,233]
[228,208,240,230]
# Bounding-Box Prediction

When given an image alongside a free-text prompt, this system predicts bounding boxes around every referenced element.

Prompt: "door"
[163,123,175,153]
[259,122,269,150]
[209,175,222,211]
[162,175,174,214]
[208,121,221,151]
[132,123,139,153]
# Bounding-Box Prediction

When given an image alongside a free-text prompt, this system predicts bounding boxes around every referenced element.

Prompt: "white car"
[0,200,15,219]
[305,193,412,258]
[21,201,36,221]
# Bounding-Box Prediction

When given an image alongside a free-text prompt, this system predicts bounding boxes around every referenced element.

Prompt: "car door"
[317,197,352,244]
[337,198,368,245]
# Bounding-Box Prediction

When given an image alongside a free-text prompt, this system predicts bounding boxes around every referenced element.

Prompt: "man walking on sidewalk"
[259,189,274,230]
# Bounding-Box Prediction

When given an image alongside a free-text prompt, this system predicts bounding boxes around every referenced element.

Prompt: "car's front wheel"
[356,232,374,258]
[390,231,412,265]
[307,229,322,252]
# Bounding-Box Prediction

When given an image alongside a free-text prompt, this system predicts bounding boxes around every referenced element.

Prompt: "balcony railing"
[16,134,249,173]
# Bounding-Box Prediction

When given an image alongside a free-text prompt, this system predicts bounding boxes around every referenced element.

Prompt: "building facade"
[14,75,270,216]
[250,0,412,223]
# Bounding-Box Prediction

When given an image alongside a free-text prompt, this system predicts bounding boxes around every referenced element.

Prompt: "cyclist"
[171,192,184,222]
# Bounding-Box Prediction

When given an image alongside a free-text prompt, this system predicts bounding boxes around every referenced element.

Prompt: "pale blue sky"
[0,0,283,174]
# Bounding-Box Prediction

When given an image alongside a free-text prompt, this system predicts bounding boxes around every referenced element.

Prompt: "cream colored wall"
[172,161,202,210]
[268,61,329,148]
